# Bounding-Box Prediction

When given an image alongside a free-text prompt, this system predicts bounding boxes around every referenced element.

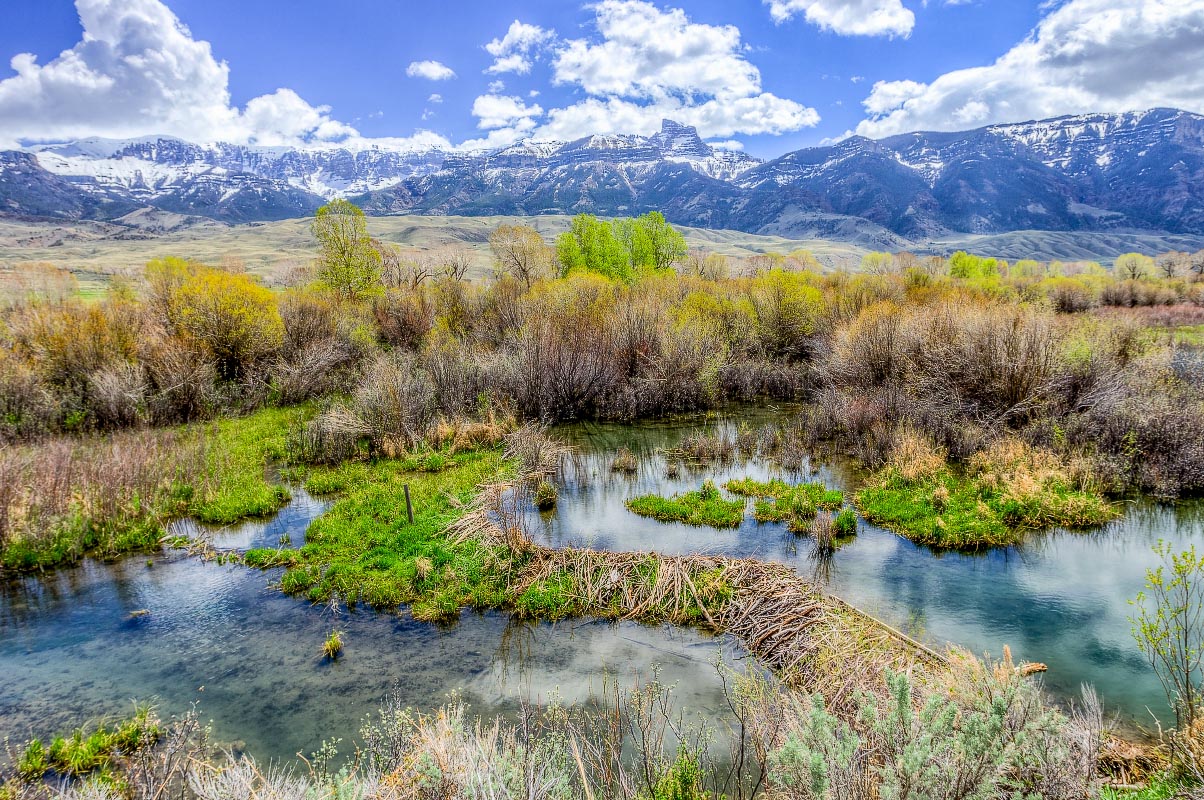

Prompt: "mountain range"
[3,109,1204,247]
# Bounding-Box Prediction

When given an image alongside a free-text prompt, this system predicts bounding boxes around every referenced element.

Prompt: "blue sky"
[1,0,1202,155]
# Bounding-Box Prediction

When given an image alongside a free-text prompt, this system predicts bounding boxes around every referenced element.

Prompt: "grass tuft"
[322,630,343,660]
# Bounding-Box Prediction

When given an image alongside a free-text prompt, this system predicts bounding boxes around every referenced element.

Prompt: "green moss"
[626,480,745,528]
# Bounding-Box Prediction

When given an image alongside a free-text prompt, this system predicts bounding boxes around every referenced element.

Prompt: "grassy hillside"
[0,213,868,283]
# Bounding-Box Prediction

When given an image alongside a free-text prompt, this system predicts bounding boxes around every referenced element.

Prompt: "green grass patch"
[854,454,1118,550]
[1098,772,1182,800]
[725,477,844,530]
[625,481,745,528]
[245,446,516,622]
[192,406,304,523]
[14,706,159,782]
[0,405,308,572]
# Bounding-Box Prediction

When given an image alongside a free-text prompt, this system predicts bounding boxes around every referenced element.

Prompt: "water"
[0,489,745,764]
[528,410,1204,728]
[3,406,1199,759]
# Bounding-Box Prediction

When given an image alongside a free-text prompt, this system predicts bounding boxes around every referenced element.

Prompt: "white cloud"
[241,89,358,146]
[1,0,819,154]
[471,94,544,131]
[554,1,760,100]
[487,79,506,94]
[855,0,1204,138]
[861,78,926,116]
[0,0,363,148]
[485,20,554,75]
[765,0,915,37]
[498,0,818,142]
[535,94,817,141]
[405,60,456,81]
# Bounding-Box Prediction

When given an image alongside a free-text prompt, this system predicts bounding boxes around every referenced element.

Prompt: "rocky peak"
[652,119,712,159]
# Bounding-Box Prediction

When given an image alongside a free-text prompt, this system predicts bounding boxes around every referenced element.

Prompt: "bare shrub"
[372,288,432,349]
[0,351,57,441]
[270,338,356,405]
[89,361,148,428]
[141,335,218,425]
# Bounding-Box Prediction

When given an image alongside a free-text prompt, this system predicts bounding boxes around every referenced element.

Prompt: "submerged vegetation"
[0,648,1120,800]
[626,480,746,528]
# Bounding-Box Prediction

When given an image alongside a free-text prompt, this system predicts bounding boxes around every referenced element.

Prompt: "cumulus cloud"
[405,60,456,81]
[495,0,819,142]
[855,0,1204,138]
[764,0,915,37]
[485,20,555,75]
[471,93,544,130]
[1,0,820,153]
[0,0,368,148]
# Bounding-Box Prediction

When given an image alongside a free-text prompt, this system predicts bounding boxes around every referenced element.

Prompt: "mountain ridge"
[3,109,1203,241]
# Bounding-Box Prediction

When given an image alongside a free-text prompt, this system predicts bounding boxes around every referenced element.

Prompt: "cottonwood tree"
[312,200,382,301]
[680,248,729,280]
[437,248,473,281]
[1157,251,1188,279]
[628,211,687,272]
[1114,252,1154,280]
[489,224,554,288]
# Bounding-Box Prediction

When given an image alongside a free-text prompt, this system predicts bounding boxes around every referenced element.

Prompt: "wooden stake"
[403,484,414,524]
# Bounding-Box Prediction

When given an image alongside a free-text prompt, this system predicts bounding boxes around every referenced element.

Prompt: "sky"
[1,0,1203,157]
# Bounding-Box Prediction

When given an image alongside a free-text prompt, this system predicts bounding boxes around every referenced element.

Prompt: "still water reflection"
[528,410,1204,726]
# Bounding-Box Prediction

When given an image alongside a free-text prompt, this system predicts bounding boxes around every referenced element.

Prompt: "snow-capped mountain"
[3,111,1204,238]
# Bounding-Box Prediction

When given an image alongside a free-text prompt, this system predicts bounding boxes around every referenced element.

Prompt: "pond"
[527,408,1204,729]
[0,488,747,766]
[3,405,1197,764]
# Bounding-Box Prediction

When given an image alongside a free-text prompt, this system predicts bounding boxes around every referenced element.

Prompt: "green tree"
[312,200,383,300]
[556,214,631,282]
[948,251,1000,280]
[630,211,687,272]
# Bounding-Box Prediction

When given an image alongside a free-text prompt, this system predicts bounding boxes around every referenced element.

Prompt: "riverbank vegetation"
[2,205,1200,562]
[0,406,299,570]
